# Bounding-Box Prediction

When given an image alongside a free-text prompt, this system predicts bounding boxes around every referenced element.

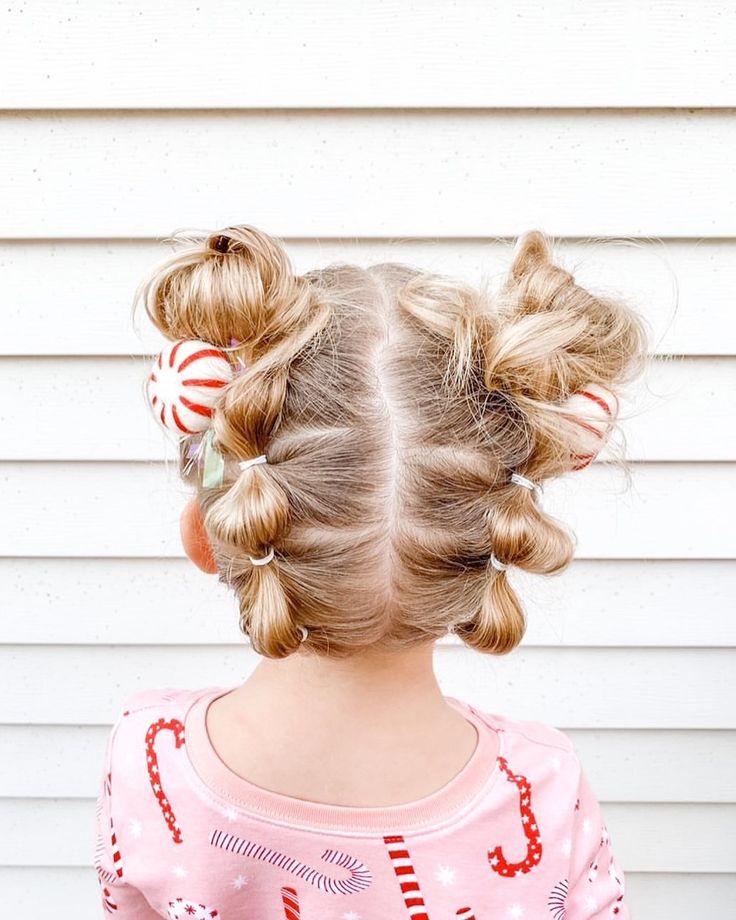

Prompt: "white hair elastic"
[248,546,274,566]
[239,454,268,472]
[510,472,537,491]
[490,553,509,572]
[239,455,272,565]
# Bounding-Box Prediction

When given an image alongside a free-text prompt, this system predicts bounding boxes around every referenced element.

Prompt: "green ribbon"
[201,427,226,489]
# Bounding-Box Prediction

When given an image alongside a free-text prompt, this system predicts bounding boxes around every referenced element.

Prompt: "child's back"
[94,225,648,917]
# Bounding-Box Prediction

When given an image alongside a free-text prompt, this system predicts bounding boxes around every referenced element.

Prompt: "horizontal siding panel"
[1,797,731,873]
[2,1,734,108]
[1,867,731,920]
[1,647,732,728]
[2,238,733,357]
[1,869,733,920]
[3,723,733,804]
[2,558,734,647]
[2,111,735,237]
[2,461,734,559]
[2,355,734,461]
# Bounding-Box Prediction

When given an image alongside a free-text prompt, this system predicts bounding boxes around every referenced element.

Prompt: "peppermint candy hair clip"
[147,339,235,436]
[559,383,619,471]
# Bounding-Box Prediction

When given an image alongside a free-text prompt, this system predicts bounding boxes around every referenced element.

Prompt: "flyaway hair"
[134,226,650,659]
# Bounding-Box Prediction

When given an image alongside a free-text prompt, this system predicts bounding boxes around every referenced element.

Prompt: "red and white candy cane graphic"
[383,834,430,920]
[147,339,234,435]
[603,824,625,917]
[560,384,618,471]
[608,871,625,916]
[146,717,186,844]
[281,886,301,920]
[167,897,219,918]
[548,878,568,919]
[210,828,373,894]
[488,755,543,877]
[100,885,118,914]
[94,770,124,880]
[456,908,476,919]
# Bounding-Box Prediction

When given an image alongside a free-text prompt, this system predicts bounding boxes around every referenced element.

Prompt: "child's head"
[136,225,650,660]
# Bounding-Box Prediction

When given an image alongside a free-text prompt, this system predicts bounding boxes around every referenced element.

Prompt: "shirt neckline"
[182,684,504,835]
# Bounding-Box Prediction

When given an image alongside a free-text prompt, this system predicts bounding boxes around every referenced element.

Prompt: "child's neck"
[203,641,489,808]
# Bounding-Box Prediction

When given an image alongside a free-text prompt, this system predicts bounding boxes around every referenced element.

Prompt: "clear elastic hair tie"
[490,553,509,572]
[510,472,537,491]
[248,546,274,566]
[239,454,268,472]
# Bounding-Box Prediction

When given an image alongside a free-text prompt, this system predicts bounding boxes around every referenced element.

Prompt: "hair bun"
[147,339,234,436]
[560,383,619,471]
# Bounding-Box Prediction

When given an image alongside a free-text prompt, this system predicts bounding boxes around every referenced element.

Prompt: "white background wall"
[1,1,734,916]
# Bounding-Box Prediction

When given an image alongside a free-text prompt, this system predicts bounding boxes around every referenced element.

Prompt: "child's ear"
[180,497,219,574]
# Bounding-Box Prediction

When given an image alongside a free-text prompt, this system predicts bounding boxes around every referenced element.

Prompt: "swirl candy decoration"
[560,383,619,471]
[147,339,234,435]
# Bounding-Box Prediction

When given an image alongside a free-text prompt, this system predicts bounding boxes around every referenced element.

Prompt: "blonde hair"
[135,225,651,660]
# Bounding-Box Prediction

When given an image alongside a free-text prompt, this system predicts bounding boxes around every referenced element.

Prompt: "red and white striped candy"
[560,383,619,471]
[147,339,234,436]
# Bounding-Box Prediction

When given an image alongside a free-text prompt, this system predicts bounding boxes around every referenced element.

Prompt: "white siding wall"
[1,2,734,915]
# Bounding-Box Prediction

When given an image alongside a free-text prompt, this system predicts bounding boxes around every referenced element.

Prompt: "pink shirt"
[94,684,629,918]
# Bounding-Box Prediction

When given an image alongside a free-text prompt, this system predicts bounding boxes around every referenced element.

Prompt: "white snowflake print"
[222,806,239,823]
[342,912,362,920]
[128,818,142,838]
[508,904,525,918]
[172,864,188,878]
[232,875,248,890]
[585,895,598,911]
[435,864,457,886]
[551,756,562,771]
[561,837,572,856]
[582,817,592,834]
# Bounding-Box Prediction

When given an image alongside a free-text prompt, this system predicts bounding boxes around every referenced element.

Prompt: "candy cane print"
[281,886,301,920]
[95,770,124,880]
[146,717,186,844]
[547,878,568,919]
[488,756,543,877]
[167,898,219,918]
[604,825,625,917]
[383,834,430,920]
[209,829,373,894]
[100,885,118,914]
[96,865,118,887]
[456,908,476,919]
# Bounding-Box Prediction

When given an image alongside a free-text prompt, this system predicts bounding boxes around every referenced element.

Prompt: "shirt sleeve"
[93,716,161,918]
[565,761,629,919]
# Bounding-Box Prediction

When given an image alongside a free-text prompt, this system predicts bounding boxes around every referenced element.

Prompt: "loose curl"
[134,225,650,659]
